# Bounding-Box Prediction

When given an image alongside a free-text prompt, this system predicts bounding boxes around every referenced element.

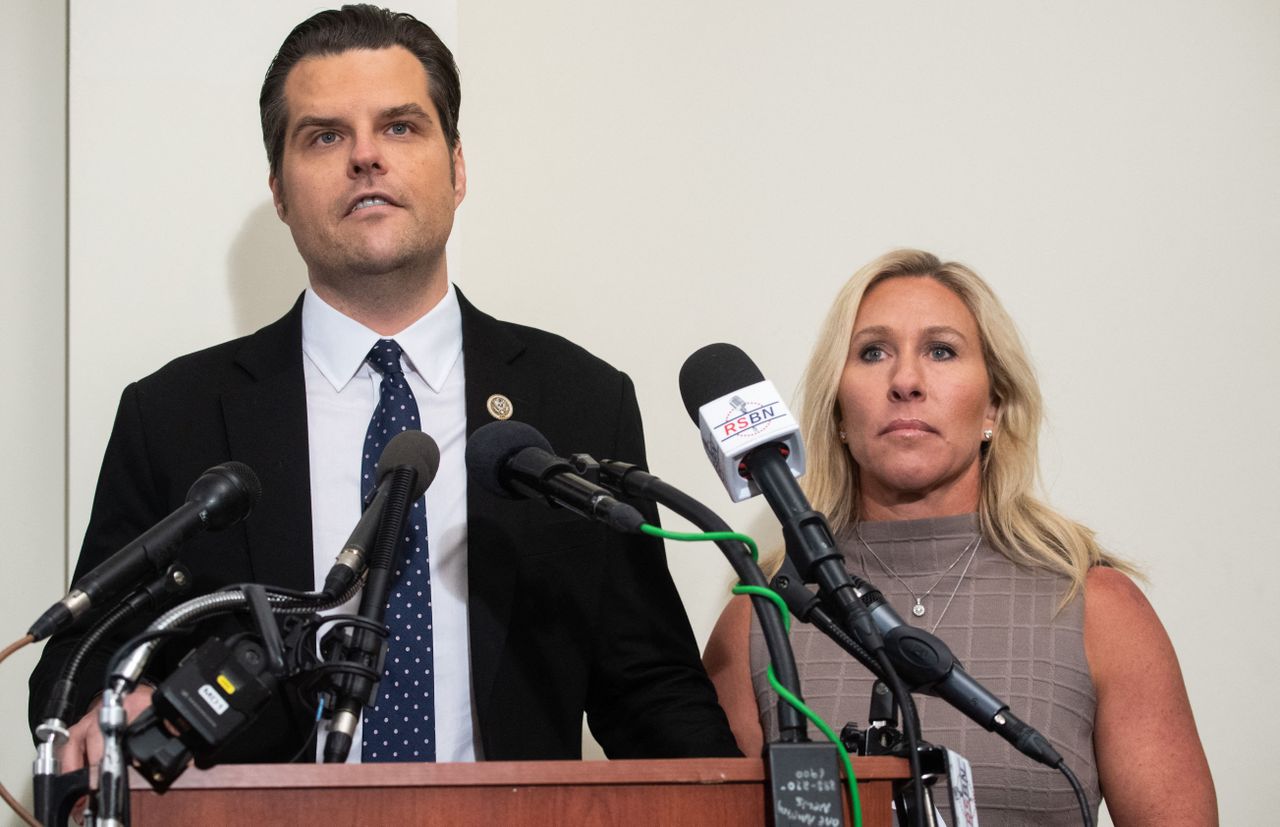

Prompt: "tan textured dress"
[749,514,1102,825]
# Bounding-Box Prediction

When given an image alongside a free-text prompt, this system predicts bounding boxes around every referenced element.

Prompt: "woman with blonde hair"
[704,249,1215,825]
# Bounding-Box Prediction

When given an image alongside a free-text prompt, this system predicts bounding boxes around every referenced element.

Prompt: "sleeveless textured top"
[748,514,1102,825]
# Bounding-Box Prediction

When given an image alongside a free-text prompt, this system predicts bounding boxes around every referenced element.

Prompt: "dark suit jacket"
[30,290,739,761]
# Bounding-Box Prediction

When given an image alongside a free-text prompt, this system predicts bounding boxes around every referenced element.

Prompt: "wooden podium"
[129,756,908,825]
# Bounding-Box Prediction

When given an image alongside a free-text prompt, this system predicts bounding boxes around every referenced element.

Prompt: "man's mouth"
[352,197,390,212]
[347,193,400,215]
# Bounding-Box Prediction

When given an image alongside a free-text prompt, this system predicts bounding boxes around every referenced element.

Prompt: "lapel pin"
[486,393,514,420]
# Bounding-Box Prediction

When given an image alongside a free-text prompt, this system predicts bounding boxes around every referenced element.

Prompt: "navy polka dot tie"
[361,339,435,762]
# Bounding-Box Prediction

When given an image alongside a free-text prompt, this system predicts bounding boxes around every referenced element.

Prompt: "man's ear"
[451,144,467,208]
[269,173,287,220]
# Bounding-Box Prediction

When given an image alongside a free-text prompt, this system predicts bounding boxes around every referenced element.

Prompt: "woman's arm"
[1085,567,1217,825]
[703,593,765,757]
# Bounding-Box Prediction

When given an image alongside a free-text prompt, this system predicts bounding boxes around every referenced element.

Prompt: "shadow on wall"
[227,201,308,333]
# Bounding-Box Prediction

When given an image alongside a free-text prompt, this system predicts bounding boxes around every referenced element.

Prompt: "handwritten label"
[768,744,846,827]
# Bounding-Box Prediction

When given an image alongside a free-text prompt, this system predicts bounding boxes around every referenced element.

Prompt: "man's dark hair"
[259,4,461,179]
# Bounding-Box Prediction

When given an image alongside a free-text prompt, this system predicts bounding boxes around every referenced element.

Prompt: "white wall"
[0,0,67,818]
[456,4,1277,822]
[5,1,1274,823]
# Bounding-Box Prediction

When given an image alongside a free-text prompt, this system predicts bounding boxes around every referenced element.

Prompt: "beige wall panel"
[0,0,67,815]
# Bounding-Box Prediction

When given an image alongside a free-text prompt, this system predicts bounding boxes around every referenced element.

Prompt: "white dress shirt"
[301,285,476,762]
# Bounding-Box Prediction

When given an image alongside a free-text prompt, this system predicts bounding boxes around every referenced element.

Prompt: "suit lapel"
[458,288,532,720]
[221,295,314,591]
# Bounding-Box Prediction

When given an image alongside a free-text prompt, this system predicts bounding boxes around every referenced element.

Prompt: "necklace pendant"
[911,600,926,617]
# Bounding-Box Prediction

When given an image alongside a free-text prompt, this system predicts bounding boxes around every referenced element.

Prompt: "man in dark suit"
[30,4,737,766]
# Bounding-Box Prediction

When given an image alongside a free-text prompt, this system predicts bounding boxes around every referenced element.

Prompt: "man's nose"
[348,132,385,177]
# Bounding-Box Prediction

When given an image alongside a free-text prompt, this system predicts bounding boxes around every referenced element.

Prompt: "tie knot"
[367,338,406,378]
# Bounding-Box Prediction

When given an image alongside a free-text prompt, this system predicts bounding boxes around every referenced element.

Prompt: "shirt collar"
[301,284,463,393]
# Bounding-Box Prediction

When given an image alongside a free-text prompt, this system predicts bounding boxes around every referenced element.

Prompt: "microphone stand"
[586,457,807,742]
[33,564,192,827]
[742,449,928,826]
[768,557,888,685]
[88,578,357,824]
[773,558,955,827]
[587,458,859,823]
[841,682,949,827]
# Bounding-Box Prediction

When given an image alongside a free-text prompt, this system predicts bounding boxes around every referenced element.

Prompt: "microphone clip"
[566,453,604,484]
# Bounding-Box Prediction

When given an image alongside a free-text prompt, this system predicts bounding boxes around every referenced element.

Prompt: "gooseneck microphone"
[323,430,440,764]
[28,462,261,641]
[466,420,646,534]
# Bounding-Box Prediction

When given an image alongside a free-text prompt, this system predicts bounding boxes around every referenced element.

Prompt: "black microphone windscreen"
[187,461,262,530]
[465,420,554,499]
[218,461,262,505]
[375,430,441,500]
[678,343,766,423]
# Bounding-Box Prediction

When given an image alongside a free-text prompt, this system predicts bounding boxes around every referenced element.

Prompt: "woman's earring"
[838,429,847,443]
[982,429,993,442]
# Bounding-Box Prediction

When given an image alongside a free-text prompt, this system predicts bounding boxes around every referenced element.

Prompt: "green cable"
[640,523,759,560]
[733,584,790,632]
[734,585,863,827]
[644,523,861,826]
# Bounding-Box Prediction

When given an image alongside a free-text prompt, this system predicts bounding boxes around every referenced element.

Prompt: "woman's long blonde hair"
[797,249,1136,601]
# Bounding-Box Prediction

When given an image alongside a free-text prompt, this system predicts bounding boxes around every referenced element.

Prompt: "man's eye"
[316,132,339,145]
[388,123,410,135]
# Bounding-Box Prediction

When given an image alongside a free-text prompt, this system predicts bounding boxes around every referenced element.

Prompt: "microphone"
[847,577,1063,767]
[323,429,440,763]
[677,344,806,503]
[678,343,879,648]
[28,462,261,641]
[466,420,646,534]
[680,344,1063,769]
[321,432,440,599]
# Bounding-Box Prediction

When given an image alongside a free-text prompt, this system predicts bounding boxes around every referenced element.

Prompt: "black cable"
[285,708,326,765]
[596,459,926,826]
[774,579,927,823]
[220,582,322,602]
[1059,759,1094,827]
[60,602,133,688]
[315,614,390,688]
[43,566,193,725]
[598,464,808,742]
[871,647,927,826]
[42,600,138,723]
[789,566,927,826]
[101,601,251,686]
[735,455,927,826]
[769,564,887,682]
[769,557,935,804]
